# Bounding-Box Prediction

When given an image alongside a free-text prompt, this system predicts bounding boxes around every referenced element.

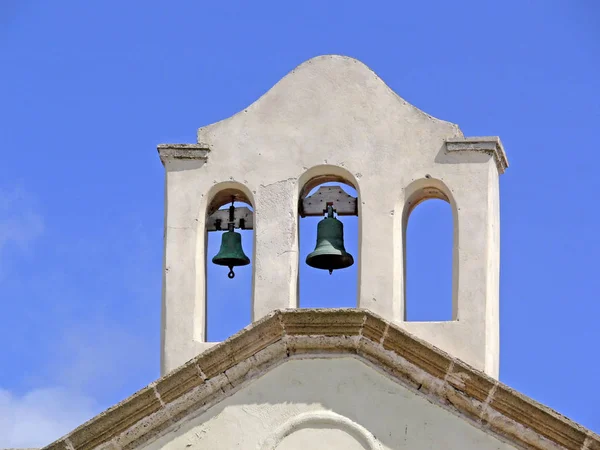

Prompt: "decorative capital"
[157,143,210,166]
[446,136,509,175]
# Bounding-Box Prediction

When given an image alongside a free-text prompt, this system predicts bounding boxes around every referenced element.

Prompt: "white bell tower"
[157,55,508,378]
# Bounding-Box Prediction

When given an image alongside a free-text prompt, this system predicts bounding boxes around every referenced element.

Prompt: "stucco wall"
[160,55,505,378]
[143,357,516,450]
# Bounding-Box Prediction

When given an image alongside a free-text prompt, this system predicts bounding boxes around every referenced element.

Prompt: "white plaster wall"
[160,55,502,377]
[143,358,516,450]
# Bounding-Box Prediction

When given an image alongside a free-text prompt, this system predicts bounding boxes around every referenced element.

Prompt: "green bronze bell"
[306,205,354,274]
[212,224,250,278]
[212,201,250,278]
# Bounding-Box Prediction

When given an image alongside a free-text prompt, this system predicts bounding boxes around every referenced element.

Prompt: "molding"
[446,136,509,175]
[42,309,599,450]
[157,143,210,166]
[259,410,383,450]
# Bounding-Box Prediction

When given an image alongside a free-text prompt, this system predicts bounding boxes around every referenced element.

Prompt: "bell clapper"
[225,200,236,279]
[226,216,236,279]
[228,197,235,223]
[326,205,335,275]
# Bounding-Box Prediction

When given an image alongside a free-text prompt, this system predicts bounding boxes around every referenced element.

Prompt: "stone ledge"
[157,143,210,165]
[42,309,598,450]
[446,136,509,174]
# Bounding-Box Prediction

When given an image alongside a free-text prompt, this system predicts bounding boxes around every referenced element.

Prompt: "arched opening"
[298,177,359,308]
[404,197,454,321]
[205,189,254,341]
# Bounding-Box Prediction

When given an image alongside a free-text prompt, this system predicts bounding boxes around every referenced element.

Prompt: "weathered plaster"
[142,358,517,450]
[42,310,600,450]
[260,411,383,450]
[158,55,508,377]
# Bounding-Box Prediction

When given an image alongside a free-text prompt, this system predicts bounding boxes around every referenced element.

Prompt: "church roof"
[43,309,599,450]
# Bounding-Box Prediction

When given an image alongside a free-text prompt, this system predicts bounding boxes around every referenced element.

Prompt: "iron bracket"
[207,206,254,231]
[300,185,358,217]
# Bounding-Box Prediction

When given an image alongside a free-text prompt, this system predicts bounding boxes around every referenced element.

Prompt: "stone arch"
[205,181,255,216]
[194,181,256,342]
[298,164,361,203]
[297,165,361,308]
[401,177,458,321]
[260,411,383,450]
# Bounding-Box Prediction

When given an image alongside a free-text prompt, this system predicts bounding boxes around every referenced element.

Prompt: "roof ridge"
[43,309,600,450]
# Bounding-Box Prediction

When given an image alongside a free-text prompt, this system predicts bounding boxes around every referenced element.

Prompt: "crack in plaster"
[258,178,297,189]
[479,382,499,424]
[379,322,390,345]
[152,384,167,409]
[443,361,456,384]
[195,364,208,381]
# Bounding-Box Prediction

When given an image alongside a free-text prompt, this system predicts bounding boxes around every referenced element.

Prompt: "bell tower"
[157,55,508,378]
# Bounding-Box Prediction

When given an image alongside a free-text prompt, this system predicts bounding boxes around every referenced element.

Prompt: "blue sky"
[1,1,599,446]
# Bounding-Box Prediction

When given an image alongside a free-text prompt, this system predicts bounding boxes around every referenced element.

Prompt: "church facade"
[39,56,598,450]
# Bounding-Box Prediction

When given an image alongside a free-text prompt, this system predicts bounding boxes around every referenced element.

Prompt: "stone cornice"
[43,309,598,450]
[446,136,509,175]
[157,143,210,166]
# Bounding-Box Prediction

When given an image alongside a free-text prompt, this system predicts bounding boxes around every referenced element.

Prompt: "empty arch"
[402,178,457,321]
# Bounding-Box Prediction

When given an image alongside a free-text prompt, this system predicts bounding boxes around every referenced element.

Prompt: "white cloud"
[0,319,156,448]
[0,387,97,448]
[0,187,44,248]
[0,187,44,277]
[0,189,159,447]
[0,318,157,448]
[50,318,158,397]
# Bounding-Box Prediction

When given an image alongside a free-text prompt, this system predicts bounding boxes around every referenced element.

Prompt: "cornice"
[157,143,210,166]
[446,136,509,175]
[43,309,597,450]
